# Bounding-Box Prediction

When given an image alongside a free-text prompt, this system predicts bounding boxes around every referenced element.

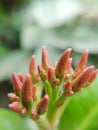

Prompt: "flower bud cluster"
[8,46,98,120]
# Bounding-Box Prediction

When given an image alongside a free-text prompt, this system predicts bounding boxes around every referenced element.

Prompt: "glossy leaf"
[0,109,37,130]
[58,77,98,130]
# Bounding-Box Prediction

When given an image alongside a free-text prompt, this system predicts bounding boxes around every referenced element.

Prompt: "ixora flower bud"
[88,69,98,83]
[42,46,50,71]
[37,65,48,81]
[48,67,60,88]
[7,93,20,101]
[72,66,94,92]
[55,48,72,79]
[37,95,49,115]
[75,50,89,73]
[12,72,22,92]
[9,101,27,115]
[29,55,36,75]
[22,74,32,106]
[18,73,25,83]
[32,86,37,100]
[31,109,40,120]
[66,58,72,72]
[8,101,20,112]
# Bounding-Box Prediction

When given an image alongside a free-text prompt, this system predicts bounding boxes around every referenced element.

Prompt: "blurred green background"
[0,0,98,130]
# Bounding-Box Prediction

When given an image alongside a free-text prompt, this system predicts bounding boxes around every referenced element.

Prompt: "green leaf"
[58,77,98,130]
[0,109,37,130]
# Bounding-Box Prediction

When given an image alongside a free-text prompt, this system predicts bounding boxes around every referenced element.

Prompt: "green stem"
[46,80,65,125]
[46,97,69,125]
[44,80,52,98]
[35,117,58,130]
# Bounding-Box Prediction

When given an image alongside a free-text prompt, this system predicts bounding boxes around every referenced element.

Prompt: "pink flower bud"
[48,67,55,80]
[75,50,89,72]
[42,46,50,71]
[37,65,43,73]
[66,58,72,71]
[12,72,22,91]
[20,108,27,115]
[64,74,71,80]
[37,95,49,115]
[31,109,40,120]
[32,86,37,100]
[54,78,60,85]
[67,90,74,96]
[37,65,48,81]
[8,102,20,112]
[29,55,36,75]
[22,74,32,105]
[7,93,20,101]
[72,66,94,91]
[55,48,72,78]
[18,73,25,83]
[63,81,72,90]
[88,69,98,83]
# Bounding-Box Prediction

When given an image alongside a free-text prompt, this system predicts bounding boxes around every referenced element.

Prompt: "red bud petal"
[88,69,98,83]
[72,66,94,91]
[37,95,49,115]
[29,55,36,75]
[75,50,89,72]
[12,72,22,91]
[55,48,72,78]
[42,46,50,71]
[7,93,20,101]
[48,67,55,80]
[9,102,20,111]
[18,73,25,83]
[22,74,32,104]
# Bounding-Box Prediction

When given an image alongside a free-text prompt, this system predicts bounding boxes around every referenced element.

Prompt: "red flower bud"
[20,108,27,115]
[31,109,40,120]
[37,65,48,81]
[32,86,37,100]
[72,66,94,91]
[29,55,36,75]
[48,67,55,80]
[64,74,71,80]
[54,78,60,85]
[66,58,72,71]
[37,95,49,115]
[8,102,20,112]
[67,90,74,96]
[37,65,43,73]
[75,50,89,72]
[7,93,20,101]
[88,69,98,83]
[55,48,72,78]
[22,74,32,105]
[42,46,50,71]
[12,72,22,92]
[63,81,72,90]
[18,73,25,83]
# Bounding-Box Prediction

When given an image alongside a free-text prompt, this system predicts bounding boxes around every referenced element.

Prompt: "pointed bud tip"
[37,65,43,72]
[42,45,50,70]
[89,65,94,70]
[44,95,49,100]
[29,55,36,74]
[55,48,72,78]
[67,48,72,52]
